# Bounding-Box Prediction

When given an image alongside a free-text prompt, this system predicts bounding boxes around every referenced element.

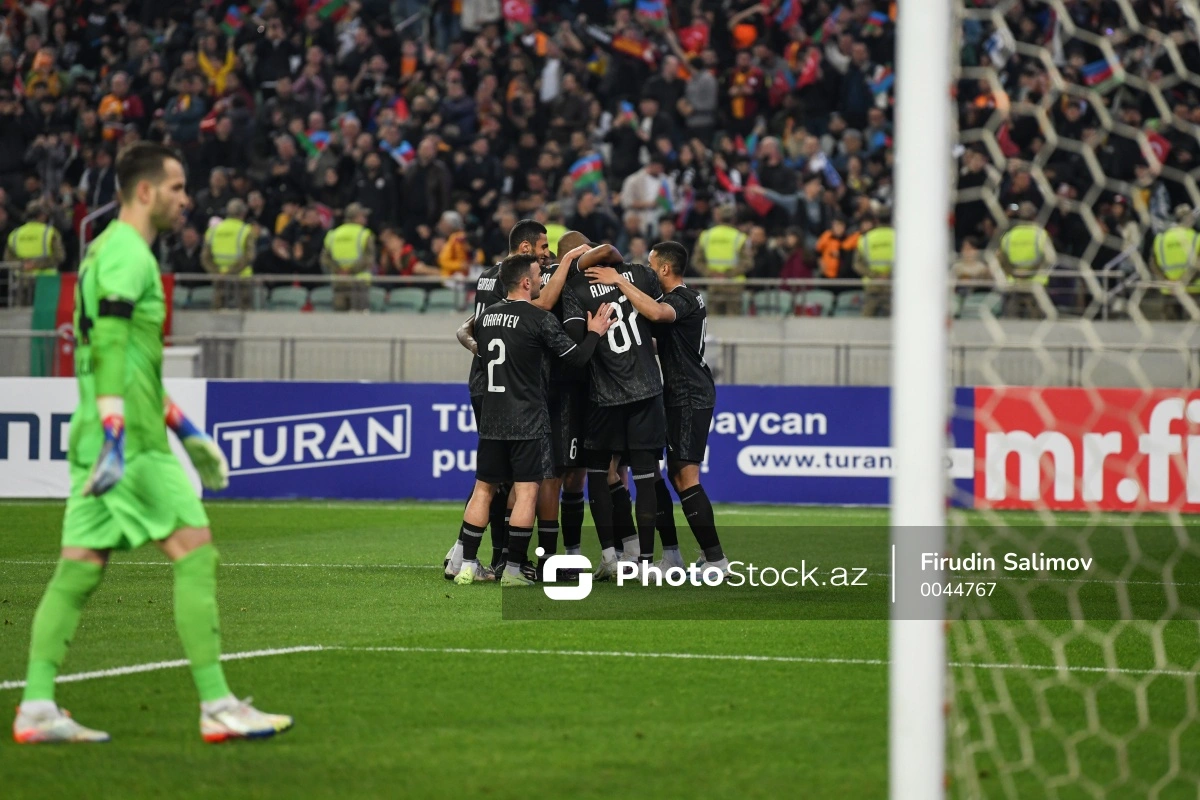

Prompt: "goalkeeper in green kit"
[13,142,293,745]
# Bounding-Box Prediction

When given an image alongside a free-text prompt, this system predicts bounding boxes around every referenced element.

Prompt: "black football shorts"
[476,436,554,484]
[666,405,713,464]
[584,395,666,454]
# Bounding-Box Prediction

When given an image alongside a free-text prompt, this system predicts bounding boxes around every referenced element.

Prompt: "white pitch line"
[0,646,324,691]
[3,644,1196,691]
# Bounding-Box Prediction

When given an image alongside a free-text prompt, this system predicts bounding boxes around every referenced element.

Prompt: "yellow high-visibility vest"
[857,227,895,282]
[545,223,567,255]
[8,222,58,275]
[701,225,746,277]
[325,223,373,282]
[1001,224,1050,285]
[1153,226,1200,294]
[205,219,252,274]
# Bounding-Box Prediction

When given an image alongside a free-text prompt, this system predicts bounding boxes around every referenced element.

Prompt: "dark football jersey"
[540,260,587,386]
[468,264,505,398]
[562,262,664,407]
[475,299,600,440]
[657,286,716,408]
[538,261,564,320]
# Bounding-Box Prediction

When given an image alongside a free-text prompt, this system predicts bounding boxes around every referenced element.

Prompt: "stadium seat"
[796,289,835,317]
[172,284,191,309]
[368,286,388,313]
[387,287,427,312]
[753,289,795,316]
[188,285,214,310]
[425,288,458,312]
[832,290,865,317]
[959,291,1004,320]
[267,286,309,311]
[309,285,335,311]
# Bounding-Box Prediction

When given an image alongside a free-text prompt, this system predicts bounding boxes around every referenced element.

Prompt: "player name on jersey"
[587,271,638,300]
[480,312,521,329]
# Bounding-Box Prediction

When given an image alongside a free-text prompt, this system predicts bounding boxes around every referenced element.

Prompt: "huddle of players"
[443,220,730,586]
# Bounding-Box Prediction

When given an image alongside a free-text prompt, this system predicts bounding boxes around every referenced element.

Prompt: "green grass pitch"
[2,500,1199,799]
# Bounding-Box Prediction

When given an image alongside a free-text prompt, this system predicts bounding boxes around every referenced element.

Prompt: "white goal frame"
[889,1,953,798]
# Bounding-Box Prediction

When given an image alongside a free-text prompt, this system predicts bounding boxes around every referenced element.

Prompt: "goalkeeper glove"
[82,398,125,497]
[166,400,230,491]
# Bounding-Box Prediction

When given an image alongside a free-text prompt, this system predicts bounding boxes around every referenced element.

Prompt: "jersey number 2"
[487,339,506,393]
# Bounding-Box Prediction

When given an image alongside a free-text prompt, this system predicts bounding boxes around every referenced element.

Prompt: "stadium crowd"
[0,0,1198,315]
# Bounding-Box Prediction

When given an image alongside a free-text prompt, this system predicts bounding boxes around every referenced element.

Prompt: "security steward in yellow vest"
[693,204,752,315]
[4,200,65,306]
[853,211,896,317]
[1148,204,1200,320]
[320,202,377,312]
[201,198,256,310]
[997,203,1056,319]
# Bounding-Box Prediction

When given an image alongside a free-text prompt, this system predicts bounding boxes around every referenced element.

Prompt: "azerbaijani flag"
[1081,59,1115,87]
[617,100,638,128]
[656,178,672,214]
[812,6,843,44]
[635,0,668,30]
[862,10,888,34]
[221,5,244,37]
[870,65,894,97]
[570,154,605,189]
[313,0,348,22]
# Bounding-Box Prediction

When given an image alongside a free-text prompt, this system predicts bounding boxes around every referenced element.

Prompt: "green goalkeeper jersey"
[69,219,169,468]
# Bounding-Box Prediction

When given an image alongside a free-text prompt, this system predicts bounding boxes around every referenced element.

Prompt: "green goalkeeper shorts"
[62,452,210,551]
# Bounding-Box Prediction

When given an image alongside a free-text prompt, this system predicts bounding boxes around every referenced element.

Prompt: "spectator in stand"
[78,145,117,210]
[621,157,668,238]
[779,228,815,291]
[815,216,858,285]
[379,226,440,285]
[165,224,203,274]
[97,72,145,141]
[401,136,452,240]
[748,225,783,280]
[435,210,480,278]
[568,190,620,245]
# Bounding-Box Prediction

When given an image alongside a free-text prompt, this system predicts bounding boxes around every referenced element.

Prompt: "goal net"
[937,1,1200,797]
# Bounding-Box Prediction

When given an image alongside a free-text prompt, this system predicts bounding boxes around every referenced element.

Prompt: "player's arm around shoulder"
[584,265,676,323]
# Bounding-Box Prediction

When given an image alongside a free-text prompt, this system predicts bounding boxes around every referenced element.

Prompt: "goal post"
[890,0,954,798]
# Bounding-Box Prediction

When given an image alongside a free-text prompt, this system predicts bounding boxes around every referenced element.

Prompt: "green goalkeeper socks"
[23,558,105,703]
[173,544,232,703]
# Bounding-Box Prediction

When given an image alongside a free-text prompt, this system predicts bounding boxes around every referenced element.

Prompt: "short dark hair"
[499,253,539,294]
[651,241,688,276]
[115,141,181,203]
[509,219,547,252]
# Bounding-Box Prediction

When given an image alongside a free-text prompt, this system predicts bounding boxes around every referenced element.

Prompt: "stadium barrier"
[4,378,1199,512]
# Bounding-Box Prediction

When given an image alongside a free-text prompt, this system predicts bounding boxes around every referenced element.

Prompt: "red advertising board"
[975,387,1200,512]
